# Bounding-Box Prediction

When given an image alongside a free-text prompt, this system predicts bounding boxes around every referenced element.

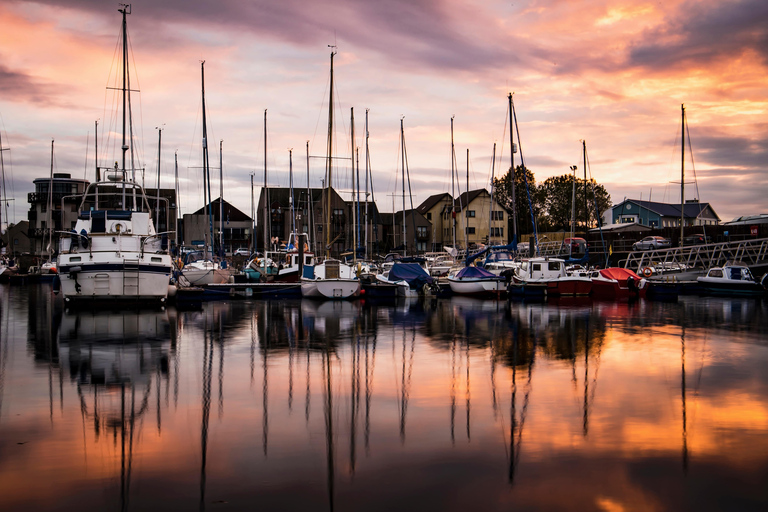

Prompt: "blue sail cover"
[389,263,434,287]
[455,266,497,279]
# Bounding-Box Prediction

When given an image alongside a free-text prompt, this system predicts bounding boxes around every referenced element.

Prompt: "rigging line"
[403,129,418,249]
[684,113,706,242]
[585,147,608,266]
[511,98,538,253]
[127,32,145,172]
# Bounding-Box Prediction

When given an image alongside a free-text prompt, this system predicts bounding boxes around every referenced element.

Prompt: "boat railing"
[56,230,93,258]
[140,231,175,257]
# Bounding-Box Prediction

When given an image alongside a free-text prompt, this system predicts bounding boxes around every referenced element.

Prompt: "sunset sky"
[0,0,766,227]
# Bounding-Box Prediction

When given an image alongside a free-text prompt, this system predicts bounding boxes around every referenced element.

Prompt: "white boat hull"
[447,277,506,296]
[182,266,231,285]
[301,278,361,299]
[58,252,172,303]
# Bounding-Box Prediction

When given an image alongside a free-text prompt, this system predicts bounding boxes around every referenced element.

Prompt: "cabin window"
[70,257,81,262]
[151,257,162,262]
[305,256,312,265]
[532,263,541,271]
[709,269,723,278]
[548,261,561,271]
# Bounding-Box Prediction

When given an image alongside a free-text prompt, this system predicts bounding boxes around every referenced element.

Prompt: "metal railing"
[622,238,768,272]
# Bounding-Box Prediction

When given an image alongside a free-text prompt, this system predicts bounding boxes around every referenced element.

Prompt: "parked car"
[682,234,710,245]
[234,247,251,257]
[632,236,671,251]
[562,237,587,255]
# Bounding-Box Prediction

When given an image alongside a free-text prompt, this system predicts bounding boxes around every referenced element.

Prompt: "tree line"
[493,166,612,235]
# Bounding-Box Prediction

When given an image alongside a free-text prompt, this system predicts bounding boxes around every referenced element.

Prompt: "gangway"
[621,238,768,274]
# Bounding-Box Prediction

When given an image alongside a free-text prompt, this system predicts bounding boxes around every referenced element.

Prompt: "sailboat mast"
[219,139,223,255]
[289,148,295,237]
[351,108,356,262]
[174,151,179,249]
[119,4,130,208]
[48,139,54,257]
[0,130,6,235]
[364,109,370,258]
[570,164,577,240]
[325,49,335,259]
[400,117,406,257]
[201,61,213,258]
[680,104,685,247]
[508,93,517,242]
[489,143,496,245]
[306,140,312,254]
[155,127,161,229]
[263,109,269,253]
[451,116,456,250]
[94,120,99,181]
[250,173,255,254]
[582,140,587,232]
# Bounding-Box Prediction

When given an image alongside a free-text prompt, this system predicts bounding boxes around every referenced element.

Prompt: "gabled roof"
[260,187,325,206]
[615,199,720,221]
[454,189,488,211]
[393,209,429,224]
[417,193,452,215]
[192,197,251,222]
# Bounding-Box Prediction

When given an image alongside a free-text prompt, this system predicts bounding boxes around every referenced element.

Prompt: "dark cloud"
[15,0,522,73]
[628,0,768,70]
[689,129,768,170]
[0,63,58,105]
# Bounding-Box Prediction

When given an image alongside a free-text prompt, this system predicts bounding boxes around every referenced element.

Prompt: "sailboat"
[55,6,173,304]
[181,62,231,286]
[300,49,361,300]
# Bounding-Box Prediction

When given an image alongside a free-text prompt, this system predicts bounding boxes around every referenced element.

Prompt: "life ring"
[111,221,128,234]
[642,267,653,278]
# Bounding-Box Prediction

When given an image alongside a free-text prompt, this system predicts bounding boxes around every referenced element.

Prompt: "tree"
[493,165,543,237]
[540,173,612,231]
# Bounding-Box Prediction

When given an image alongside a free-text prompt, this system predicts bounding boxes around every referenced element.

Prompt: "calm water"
[1,284,767,511]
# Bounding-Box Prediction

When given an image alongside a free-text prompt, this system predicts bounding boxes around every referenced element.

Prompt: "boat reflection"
[3,288,766,511]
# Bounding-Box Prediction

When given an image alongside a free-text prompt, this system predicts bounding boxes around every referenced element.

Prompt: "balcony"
[28,192,81,204]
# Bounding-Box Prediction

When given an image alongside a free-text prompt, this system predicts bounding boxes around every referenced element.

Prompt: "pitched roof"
[617,199,719,220]
[417,193,452,214]
[454,189,488,211]
[192,197,251,221]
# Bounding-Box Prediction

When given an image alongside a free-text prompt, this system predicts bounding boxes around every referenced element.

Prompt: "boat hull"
[448,277,506,297]
[58,258,172,304]
[301,278,361,300]
[697,277,765,297]
[545,277,592,296]
[182,267,231,286]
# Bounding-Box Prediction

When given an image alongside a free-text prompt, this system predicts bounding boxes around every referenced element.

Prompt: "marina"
[0,3,767,510]
[1,283,767,511]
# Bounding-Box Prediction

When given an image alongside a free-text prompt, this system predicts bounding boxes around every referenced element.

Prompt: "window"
[426,212,431,221]
[491,211,504,220]
[333,209,344,216]
[417,226,427,238]
[466,227,475,235]
[466,210,475,218]
[548,261,561,271]
[491,227,503,237]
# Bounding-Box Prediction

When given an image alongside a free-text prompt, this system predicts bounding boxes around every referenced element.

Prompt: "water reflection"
[1,285,768,511]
